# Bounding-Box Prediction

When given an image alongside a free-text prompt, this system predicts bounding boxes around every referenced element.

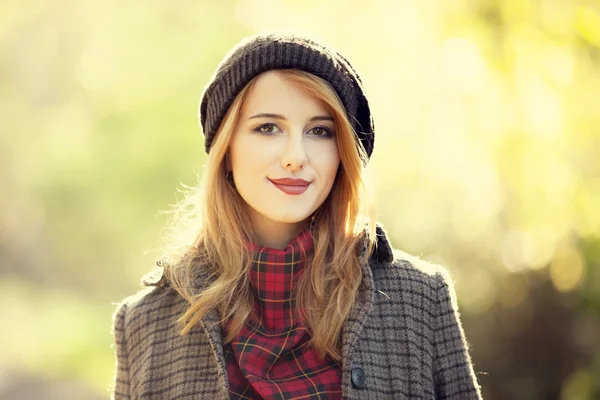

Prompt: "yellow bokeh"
[550,243,586,293]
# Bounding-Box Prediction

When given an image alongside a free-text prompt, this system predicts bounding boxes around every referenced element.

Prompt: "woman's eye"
[253,123,280,135]
[309,126,334,137]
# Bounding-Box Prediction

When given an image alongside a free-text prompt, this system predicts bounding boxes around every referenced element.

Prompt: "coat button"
[351,367,367,389]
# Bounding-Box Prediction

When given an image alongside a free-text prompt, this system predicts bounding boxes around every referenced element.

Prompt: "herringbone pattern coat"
[111,226,483,399]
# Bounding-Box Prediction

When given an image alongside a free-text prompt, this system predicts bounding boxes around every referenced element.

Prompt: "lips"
[269,177,311,186]
[268,177,311,195]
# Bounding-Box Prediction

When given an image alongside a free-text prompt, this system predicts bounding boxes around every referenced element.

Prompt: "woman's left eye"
[309,126,334,137]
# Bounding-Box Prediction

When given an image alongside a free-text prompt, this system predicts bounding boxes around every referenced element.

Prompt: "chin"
[265,208,314,224]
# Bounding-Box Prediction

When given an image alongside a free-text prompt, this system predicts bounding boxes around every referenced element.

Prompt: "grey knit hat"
[198,33,375,160]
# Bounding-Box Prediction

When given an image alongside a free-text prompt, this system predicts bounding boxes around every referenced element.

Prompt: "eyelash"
[252,123,334,138]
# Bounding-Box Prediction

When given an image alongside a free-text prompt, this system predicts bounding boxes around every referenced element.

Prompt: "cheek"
[311,142,340,181]
[230,135,267,171]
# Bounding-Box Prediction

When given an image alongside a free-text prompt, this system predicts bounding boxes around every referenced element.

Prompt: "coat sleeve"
[112,301,131,400]
[433,267,483,399]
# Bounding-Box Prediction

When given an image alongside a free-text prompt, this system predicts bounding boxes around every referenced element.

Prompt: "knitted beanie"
[198,33,375,160]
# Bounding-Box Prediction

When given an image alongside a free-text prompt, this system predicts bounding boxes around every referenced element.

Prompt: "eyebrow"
[249,113,334,122]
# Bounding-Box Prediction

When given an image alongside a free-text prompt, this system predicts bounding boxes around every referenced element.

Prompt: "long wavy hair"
[162,69,377,361]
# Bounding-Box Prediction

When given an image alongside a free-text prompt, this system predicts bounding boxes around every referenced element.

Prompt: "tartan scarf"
[224,228,342,400]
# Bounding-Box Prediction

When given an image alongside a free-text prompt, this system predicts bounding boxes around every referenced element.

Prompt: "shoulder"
[369,224,457,303]
[369,224,456,307]
[387,248,453,283]
[112,275,187,342]
[370,249,454,299]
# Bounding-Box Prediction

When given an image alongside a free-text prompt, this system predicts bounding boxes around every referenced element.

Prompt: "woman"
[112,33,483,399]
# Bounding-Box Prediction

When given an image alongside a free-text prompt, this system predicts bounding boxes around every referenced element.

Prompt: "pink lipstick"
[268,177,311,195]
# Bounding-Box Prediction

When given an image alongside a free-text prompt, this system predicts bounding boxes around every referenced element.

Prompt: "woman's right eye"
[252,123,280,135]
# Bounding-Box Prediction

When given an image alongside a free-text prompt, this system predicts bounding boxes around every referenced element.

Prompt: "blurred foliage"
[1,0,599,399]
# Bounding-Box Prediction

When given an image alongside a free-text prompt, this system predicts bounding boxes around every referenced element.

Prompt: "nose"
[280,134,307,172]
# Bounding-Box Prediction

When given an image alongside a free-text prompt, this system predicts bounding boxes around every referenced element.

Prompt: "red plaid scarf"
[224,228,342,399]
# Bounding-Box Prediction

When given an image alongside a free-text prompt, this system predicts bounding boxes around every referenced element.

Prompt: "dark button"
[351,367,367,389]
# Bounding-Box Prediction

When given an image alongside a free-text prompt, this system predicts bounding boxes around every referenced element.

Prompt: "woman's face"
[228,71,340,239]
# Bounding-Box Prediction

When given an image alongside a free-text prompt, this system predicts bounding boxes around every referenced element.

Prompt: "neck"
[249,214,310,250]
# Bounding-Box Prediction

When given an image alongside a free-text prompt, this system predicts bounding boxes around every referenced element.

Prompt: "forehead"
[241,71,331,117]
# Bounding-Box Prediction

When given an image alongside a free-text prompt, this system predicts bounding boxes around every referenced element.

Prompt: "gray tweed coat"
[111,226,483,399]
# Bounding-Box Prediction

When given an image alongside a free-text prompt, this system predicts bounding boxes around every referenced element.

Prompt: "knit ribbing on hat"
[199,34,375,160]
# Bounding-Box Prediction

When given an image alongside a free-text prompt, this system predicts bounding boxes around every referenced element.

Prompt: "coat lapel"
[341,224,394,397]
[341,258,375,394]
[197,307,229,395]
[142,266,229,398]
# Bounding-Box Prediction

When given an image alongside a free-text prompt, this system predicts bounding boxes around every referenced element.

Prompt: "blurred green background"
[1,0,599,399]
